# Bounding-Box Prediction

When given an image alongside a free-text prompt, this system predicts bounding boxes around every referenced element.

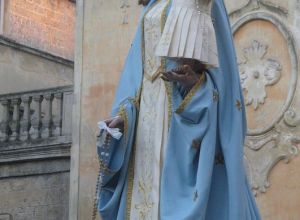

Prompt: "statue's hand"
[104,116,124,130]
[161,65,204,90]
[138,0,150,6]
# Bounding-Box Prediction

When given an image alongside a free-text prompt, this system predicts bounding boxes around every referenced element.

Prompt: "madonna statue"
[96,0,261,219]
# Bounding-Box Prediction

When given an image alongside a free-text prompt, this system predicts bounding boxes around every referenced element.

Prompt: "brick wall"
[3,0,75,60]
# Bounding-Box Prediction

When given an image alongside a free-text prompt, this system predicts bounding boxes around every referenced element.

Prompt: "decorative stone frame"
[232,12,299,136]
[230,6,300,195]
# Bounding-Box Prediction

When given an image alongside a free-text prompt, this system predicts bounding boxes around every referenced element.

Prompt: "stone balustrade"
[0,86,73,162]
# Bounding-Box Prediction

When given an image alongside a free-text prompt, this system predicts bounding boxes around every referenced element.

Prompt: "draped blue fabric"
[98,98,137,220]
[97,0,261,219]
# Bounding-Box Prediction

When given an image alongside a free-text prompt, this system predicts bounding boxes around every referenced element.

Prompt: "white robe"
[129,0,170,219]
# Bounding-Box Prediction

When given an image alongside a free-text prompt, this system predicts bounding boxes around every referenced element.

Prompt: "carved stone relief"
[244,111,300,195]
[260,0,288,14]
[239,40,282,110]
[228,0,288,17]
[231,8,299,195]
[224,0,249,13]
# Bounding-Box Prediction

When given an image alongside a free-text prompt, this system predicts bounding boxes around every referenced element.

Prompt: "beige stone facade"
[226,1,300,219]
[72,0,300,220]
[1,0,300,219]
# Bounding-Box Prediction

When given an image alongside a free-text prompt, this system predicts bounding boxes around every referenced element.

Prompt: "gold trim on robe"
[127,1,171,219]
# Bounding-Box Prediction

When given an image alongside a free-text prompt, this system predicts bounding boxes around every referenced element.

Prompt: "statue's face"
[138,0,150,6]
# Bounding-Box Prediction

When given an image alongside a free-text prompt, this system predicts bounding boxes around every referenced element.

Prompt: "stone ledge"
[0,85,73,101]
[0,158,70,179]
[0,138,71,163]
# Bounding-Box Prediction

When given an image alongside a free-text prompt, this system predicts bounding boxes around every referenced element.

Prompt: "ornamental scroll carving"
[231,7,299,195]
[244,111,300,195]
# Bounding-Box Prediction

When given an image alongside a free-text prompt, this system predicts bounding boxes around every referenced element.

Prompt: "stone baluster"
[53,92,63,136]
[29,95,43,140]
[9,98,21,141]
[20,95,32,141]
[0,100,10,142]
[41,93,54,138]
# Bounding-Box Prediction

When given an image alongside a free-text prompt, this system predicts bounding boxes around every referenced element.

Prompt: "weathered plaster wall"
[71,0,141,219]
[73,0,300,219]
[226,1,300,219]
[0,170,70,220]
[0,43,73,94]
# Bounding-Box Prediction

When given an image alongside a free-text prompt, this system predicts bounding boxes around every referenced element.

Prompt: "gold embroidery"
[132,86,142,111]
[193,190,199,201]
[126,144,136,220]
[141,0,162,79]
[192,139,201,149]
[144,65,164,82]
[125,89,141,220]
[125,89,140,219]
[129,97,140,111]
[127,1,171,219]
[163,81,173,127]
[93,133,113,220]
[130,1,159,216]
[134,177,155,219]
[161,0,171,128]
[129,91,141,111]
[119,105,129,141]
[215,152,225,165]
[236,99,242,111]
[176,73,206,114]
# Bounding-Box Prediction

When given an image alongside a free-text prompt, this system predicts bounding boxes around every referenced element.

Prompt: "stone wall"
[0,1,74,220]
[2,0,75,60]
[0,42,73,94]
[0,159,70,220]
[225,0,300,219]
